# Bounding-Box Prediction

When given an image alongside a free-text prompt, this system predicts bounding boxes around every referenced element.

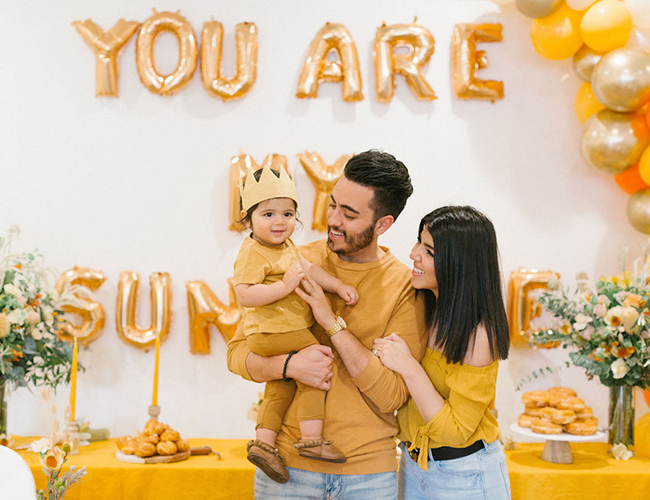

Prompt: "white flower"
[3,283,22,298]
[6,309,25,325]
[30,437,53,454]
[43,309,54,326]
[611,359,630,379]
[573,314,593,331]
[611,443,633,460]
[605,306,624,329]
[30,326,42,340]
[621,307,639,333]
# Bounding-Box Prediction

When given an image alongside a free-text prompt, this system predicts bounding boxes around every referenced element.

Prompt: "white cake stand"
[509,423,605,464]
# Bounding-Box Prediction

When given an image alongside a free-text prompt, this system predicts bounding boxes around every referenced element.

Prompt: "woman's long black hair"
[418,206,509,364]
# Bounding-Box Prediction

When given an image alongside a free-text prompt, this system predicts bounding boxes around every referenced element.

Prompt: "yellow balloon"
[575,81,606,123]
[530,3,584,60]
[580,0,633,52]
[638,146,650,185]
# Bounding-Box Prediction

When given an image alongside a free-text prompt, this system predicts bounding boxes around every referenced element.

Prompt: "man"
[227,150,427,499]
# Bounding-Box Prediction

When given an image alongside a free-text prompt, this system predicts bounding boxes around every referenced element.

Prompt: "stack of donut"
[519,387,598,436]
[116,419,191,458]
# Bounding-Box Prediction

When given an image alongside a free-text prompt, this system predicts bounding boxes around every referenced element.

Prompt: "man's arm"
[226,322,334,388]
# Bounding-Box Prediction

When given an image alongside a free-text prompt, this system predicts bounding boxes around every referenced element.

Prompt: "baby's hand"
[283,263,306,290]
[337,283,358,306]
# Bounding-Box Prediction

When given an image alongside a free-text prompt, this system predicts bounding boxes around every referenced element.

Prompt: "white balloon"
[625,0,650,30]
[567,0,597,10]
[626,27,650,52]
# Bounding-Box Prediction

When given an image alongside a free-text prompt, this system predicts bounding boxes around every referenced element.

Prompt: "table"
[505,442,650,500]
[15,439,650,500]
[16,438,255,500]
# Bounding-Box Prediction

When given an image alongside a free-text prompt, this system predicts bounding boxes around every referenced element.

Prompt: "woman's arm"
[373,333,445,421]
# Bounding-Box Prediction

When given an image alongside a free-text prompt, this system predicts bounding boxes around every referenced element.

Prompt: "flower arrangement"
[0,226,79,390]
[529,264,650,389]
[31,437,86,499]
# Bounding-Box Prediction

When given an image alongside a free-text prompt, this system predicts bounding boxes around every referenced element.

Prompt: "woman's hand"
[372,333,420,378]
[294,273,337,331]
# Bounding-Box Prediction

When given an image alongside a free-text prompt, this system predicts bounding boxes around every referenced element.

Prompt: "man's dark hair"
[343,150,413,221]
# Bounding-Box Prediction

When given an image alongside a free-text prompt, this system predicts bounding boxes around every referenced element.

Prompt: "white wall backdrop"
[2,0,648,442]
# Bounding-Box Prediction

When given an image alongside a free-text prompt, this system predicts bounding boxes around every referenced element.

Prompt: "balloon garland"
[509,0,650,232]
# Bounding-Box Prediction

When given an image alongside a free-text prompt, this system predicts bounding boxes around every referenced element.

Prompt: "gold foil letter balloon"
[374,22,436,103]
[507,269,560,347]
[451,24,504,102]
[297,152,351,231]
[116,272,171,351]
[186,279,242,354]
[580,109,650,174]
[55,267,107,344]
[201,22,258,101]
[228,153,289,231]
[591,48,650,113]
[72,18,139,97]
[136,10,197,96]
[296,23,363,102]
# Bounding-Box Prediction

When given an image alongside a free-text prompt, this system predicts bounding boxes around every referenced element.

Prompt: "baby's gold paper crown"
[240,166,298,212]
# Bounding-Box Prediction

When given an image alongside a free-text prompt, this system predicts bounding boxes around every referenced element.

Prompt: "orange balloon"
[574,81,605,123]
[580,0,633,52]
[646,105,650,131]
[530,3,584,60]
[615,163,648,194]
[639,147,650,185]
[645,389,650,407]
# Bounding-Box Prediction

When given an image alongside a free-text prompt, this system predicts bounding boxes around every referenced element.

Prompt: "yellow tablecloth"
[506,442,650,500]
[16,438,255,500]
[14,439,650,500]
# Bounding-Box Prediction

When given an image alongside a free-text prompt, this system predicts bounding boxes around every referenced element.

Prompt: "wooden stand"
[148,405,161,420]
[541,439,573,464]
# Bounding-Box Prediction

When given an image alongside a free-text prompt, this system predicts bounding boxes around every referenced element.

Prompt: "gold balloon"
[451,24,504,102]
[581,109,650,174]
[55,267,106,344]
[186,279,243,354]
[374,23,436,103]
[201,22,258,101]
[515,0,563,19]
[591,48,650,113]
[627,188,650,233]
[136,11,198,96]
[228,153,290,231]
[507,268,560,348]
[572,45,603,82]
[72,18,139,97]
[116,272,171,351]
[297,151,351,231]
[296,23,363,102]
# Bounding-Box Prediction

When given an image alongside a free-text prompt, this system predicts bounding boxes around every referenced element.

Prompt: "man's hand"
[285,344,335,390]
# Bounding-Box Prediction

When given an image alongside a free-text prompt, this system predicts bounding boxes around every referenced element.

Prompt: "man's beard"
[327,222,375,256]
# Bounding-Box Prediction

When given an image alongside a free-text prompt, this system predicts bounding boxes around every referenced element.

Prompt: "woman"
[372,206,511,500]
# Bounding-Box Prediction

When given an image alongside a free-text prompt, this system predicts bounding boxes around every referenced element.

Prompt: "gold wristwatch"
[325,316,347,337]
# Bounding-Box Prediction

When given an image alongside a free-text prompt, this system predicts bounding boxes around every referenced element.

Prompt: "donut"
[564,417,598,436]
[556,397,586,412]
[518,413,533,428]
[524,405,545,417]
[575,406,593,420]
[540,407,576,425]
[531,417,563,435]
[548,386,577,397]
[522,390,550,407]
